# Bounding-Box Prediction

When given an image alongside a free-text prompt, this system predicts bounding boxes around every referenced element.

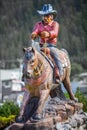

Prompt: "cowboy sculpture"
[31,4,63,83]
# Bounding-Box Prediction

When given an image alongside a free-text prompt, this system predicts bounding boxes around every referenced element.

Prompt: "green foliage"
[75,88,87,112]
[0,101,20,117]
[64,93,70,99]
[65,88,87,112]
[0,101,20,128]
[0,115,15,129]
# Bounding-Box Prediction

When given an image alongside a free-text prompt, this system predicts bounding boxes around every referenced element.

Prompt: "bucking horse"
[18,43,77,121]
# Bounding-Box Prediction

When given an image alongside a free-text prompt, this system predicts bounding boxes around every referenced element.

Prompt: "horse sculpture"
[20,46,76,121]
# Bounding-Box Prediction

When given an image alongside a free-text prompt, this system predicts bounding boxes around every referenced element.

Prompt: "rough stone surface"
[6,123,24,130]
[6,86,87,130]
[25,118,53,130]
[7,98,87,130]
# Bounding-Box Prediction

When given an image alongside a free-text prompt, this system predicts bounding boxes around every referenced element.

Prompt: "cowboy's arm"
[49,22,59,38]
[31,22,39,39]
[40,22,59,38]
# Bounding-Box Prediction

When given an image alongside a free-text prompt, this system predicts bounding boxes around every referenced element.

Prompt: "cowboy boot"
[54,65,60,84]
[54,65,63,83]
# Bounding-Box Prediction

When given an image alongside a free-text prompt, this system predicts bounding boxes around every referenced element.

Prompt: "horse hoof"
[31,113,42,122]
[16,116,25,123]
[74,97,78,102]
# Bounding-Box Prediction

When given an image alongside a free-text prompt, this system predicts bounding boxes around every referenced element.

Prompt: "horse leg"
[32,89,50,120]
[63,76,77,101]
[16,90,30,122]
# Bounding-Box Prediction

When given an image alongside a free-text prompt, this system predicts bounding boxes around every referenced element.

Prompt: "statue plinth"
[8,98,84,130]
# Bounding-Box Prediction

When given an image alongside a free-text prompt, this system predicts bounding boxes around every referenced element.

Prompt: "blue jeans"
[47,43,63,76]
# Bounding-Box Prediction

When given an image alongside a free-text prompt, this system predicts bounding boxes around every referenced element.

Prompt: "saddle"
[40,47,60,79]
[40,47,69,81]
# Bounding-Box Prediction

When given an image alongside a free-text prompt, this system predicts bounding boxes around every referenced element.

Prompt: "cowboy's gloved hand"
[41,31,50,38]
[31,33,37,40]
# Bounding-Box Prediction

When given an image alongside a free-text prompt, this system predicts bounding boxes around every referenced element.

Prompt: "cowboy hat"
[37,4,57,18]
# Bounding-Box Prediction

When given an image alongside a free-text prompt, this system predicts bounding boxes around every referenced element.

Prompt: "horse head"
[23,47,38,78]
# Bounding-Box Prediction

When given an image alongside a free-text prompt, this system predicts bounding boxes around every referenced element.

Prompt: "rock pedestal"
[7,98,86,130]
[25,118,53,130]
[5,86,87,130]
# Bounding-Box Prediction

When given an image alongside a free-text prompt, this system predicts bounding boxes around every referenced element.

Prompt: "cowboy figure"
[31,4,63,82]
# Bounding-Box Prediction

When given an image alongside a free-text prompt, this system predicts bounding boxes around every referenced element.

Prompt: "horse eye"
[31,60,34,63]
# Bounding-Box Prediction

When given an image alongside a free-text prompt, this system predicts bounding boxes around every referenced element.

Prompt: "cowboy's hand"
[41,31,50,38]
[31,33,37,40]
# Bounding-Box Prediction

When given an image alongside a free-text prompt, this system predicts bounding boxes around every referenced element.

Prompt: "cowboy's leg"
[49,47,63,80]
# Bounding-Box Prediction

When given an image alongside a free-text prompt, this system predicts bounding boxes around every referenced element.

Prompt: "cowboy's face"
[42,14,53,24]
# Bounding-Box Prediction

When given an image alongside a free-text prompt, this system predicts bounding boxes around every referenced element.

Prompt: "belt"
[40,43,56,48]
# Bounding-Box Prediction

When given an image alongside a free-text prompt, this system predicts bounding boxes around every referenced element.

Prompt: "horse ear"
[31,47,35,53]
[23,48,26,52]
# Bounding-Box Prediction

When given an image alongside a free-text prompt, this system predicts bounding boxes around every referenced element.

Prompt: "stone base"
[7,98,86,130]
[25,118,53,130]
[5,123,24,130]
[8,111,87,130]
[5,86,87,130]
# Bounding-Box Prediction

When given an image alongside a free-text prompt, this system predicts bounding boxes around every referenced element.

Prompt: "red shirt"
[32,20,59,46]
